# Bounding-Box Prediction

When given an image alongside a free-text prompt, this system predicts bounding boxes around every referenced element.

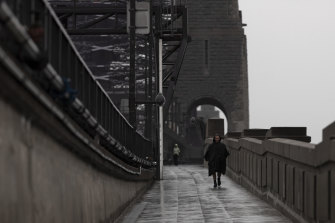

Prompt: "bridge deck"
[120,165,291,223]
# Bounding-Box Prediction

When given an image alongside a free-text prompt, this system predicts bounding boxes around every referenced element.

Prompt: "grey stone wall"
[174,0,249,132]
[0,69,154,223]
[225,123,335,223]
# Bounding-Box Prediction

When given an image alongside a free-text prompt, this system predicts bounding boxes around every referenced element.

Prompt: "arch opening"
[186,97,229,136]
[163,97,230,164]
[196,105,228,136]
[183,97,229,151]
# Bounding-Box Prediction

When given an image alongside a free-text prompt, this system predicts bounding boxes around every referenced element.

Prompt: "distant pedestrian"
[173,144,180,165]
[204,134,230,188]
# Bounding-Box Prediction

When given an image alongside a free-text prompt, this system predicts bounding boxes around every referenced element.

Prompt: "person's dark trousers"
[173,154,179,165]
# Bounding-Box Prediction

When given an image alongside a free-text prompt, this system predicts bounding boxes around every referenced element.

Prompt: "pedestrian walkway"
[119,165,291,223]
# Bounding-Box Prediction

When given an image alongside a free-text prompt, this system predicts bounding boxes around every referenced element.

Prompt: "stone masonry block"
[254,157,258,185]
[267,157,273,190]
[226,132,241,139]
[294,168,304,212]
[273,159,279,194]
[244,151,248,176]
[206,119,225,138]
[245,153,248,178]
[304,172,315,220]
[249,154,253,181]
[316,171,329,221]
[267,127,307,136]
[266,127,311,143]
[245,153,249,179]
[257,158,262,187]
[286,165,294,206]
[278,162,286,200]
[242,129,268,140]
[237,150,240,173]
[321,121,335,141]
[250,156,255,184]
[253,156,257,184]
[261,158,267,187]
[241,152,245,175]
[332,170,335,222]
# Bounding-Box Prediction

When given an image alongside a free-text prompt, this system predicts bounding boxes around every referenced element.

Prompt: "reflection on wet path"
[120,165,291,223]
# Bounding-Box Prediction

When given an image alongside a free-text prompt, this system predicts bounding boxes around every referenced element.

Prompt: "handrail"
[42,0,134,132]
[0,0,154,167]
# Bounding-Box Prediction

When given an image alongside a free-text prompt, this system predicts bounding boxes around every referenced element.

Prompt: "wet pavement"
[119,165,291,223]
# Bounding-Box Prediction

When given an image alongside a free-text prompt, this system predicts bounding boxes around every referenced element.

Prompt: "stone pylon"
[164,0,249,163]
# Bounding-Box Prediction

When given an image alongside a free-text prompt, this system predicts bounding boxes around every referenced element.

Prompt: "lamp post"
[129,0,136,127]
[136,90,165,181]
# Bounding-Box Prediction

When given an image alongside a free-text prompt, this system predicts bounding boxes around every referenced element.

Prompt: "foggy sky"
[238,0,335,143]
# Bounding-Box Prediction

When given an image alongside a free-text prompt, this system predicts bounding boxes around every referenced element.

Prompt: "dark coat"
[204,141,230,176]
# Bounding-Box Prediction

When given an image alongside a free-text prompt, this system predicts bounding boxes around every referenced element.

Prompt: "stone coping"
[225,136,335,167]
[226,127,312,142]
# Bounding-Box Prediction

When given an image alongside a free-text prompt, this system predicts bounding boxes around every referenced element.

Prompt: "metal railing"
[0,0,154,167]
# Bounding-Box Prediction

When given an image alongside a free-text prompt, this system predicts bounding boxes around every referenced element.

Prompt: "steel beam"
[163,62,175,66]
[163,7,188,118]
[77,13,114,29]
[161,28,183,34]
[163,45,180,62]
[136,101,158,105]
[161,35,183,41]
[67,28,127,35]
[161,13,182,30]
[163,67,174,83]
[59,13,72,21]
[54,7,126,15]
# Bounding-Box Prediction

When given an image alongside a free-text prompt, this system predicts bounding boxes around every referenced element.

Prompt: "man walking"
[204,134,230,188]
[173,144,180,165]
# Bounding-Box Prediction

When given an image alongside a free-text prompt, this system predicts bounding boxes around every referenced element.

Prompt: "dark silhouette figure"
[173,144,180,165]
[204,134,230,188]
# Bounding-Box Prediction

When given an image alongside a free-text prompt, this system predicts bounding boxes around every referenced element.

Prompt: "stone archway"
[163,0,249,163]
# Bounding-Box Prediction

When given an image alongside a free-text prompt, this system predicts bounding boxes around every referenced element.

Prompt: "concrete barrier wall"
[0,70,155,222]
[225,125,335,223]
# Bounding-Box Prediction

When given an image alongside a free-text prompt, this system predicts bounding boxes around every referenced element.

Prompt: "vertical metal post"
[177,102,181,135]
[158,38,163,180]
[129,0,136,127]
[73,0,77,29]
[147,0,153,140]
[173,99,176,131]
[145,36,153,139]
[144,40,148,131]
[154,5,161,179]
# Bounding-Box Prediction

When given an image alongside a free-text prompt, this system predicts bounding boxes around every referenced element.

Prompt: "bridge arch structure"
[164,0,249,162]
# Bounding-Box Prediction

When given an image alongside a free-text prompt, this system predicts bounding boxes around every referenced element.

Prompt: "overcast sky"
[236,0,335,143]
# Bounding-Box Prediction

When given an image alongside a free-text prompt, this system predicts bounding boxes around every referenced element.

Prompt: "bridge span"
[1,0,335,223]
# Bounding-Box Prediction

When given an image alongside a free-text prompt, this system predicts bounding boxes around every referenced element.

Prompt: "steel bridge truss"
[49,0,189,151]
[0,0,189,171]
[0,0,159,171]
